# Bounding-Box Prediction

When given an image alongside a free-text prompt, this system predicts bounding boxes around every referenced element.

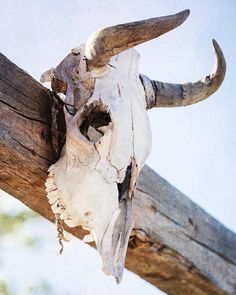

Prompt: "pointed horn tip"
[175,9,190,23]
[167,9,190,28]
[211,39,226,66]
[179,9,190,18]
[211,39,226,84]
[212,39,221,53]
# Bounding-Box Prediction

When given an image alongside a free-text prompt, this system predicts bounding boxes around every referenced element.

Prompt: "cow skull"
[41,9,226,283]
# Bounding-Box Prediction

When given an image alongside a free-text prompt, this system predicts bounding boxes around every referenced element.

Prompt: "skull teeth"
[64,219,77,227]
[45,186,57,193]
[83,233,95,243]
[45,177,56,189]
[60,211,70,220]
[48,164,56,173]
[51,202,63,214]
[45,165,73,226]
[48,196,59,205]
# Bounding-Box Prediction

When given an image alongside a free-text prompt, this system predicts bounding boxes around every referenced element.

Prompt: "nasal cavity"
[79,103,111,143]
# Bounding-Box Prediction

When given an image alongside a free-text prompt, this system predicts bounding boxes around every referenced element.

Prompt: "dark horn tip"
[179,9,190,19]
[212,39,217,47]
[212,39,220,51]
[172,9,190,26]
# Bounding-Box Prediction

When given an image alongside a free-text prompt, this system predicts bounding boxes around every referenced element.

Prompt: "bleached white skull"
[41,9,225,282]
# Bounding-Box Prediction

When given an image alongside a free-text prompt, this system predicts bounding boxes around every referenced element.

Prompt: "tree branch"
[0,53,235,295]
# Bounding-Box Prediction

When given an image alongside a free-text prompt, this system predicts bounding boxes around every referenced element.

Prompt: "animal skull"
[41,9,226,282]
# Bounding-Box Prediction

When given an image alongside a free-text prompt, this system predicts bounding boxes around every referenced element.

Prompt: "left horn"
[140,39,226,108]
[85,9,190,70]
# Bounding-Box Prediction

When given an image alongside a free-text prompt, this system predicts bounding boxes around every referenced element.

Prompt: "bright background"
[0,1,235,294]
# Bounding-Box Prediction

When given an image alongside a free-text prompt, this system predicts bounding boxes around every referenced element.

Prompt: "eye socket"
[79,104,111,143]
[51,77,68,94]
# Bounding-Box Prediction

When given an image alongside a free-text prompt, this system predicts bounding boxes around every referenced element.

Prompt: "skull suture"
[41,9,226,282]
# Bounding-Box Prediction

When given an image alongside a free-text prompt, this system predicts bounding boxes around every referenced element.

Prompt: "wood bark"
[0,53,236,295]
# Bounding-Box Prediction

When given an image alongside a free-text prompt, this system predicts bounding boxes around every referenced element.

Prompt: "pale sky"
[0,1,235,294]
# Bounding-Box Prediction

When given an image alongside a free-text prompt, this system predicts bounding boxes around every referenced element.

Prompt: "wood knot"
[0,172,11,181]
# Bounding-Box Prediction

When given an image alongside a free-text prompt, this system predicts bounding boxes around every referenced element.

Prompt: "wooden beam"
[0,53,236,295]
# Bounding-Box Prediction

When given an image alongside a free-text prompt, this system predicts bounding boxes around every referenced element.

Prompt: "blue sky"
[0,1,235,294]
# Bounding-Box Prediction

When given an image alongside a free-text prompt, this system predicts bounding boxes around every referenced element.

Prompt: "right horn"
[140,39,226,109]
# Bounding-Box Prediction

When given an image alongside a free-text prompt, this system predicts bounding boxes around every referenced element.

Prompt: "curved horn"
[85,9,190,70]
[140,39,226,108]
